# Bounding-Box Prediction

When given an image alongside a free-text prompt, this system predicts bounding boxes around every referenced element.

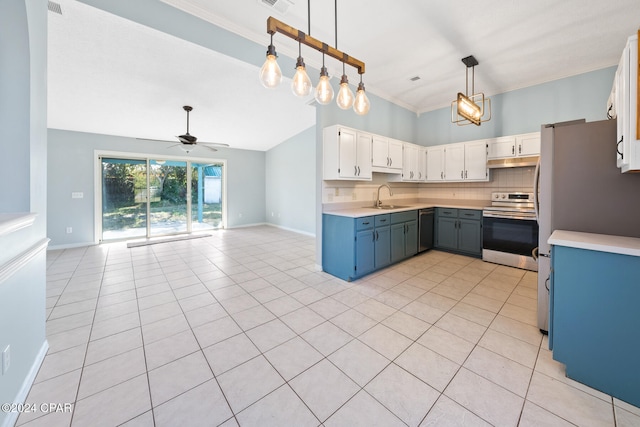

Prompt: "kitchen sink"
[365,205,410,210]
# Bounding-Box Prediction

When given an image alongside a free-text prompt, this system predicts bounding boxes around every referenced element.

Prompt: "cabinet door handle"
[376,230,379,240]
[441,171,443,179]
[461,170,464,179]
[389,158,392,166]
[354,166,357,175]
[512,145,515,155]
[358,166,361,176]
[617,136,624,159]
[465,170,468,179]
[518,144,522,154]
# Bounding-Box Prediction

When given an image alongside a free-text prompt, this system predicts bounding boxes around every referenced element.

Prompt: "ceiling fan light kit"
[259,0,369,115]
[451,55,491,126]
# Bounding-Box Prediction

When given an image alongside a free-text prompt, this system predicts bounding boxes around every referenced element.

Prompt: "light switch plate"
[71,192,83,199]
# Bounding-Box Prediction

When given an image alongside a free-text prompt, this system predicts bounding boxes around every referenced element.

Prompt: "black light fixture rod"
[307,0,310,35]
[334,0,338,49]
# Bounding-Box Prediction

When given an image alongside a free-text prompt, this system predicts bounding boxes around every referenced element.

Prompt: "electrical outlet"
[66,227,72,234]
[2,345,10,375]
[334,188,339,196]
[71,192,84,199]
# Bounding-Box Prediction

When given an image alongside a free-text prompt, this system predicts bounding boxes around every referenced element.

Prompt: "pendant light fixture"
[315,53,334,105]
[292,42,312,97]
[259,0,369,114]
[353,74,370,115]
[259,33,282,89]
[451,55,491,126]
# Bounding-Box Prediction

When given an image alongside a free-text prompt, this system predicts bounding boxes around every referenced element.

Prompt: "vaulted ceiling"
[48,0,640,151]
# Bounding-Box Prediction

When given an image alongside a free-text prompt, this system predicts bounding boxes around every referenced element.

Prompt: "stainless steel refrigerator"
[535,119,640,333]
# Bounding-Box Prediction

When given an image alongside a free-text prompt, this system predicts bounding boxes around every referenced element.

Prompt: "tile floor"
[16,226,640,426]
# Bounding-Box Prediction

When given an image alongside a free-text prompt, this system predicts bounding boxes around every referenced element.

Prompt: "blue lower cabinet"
[550,245,640,408]
[374,226,391,268]
[355,229,375,277]
[323,211,418,281]
[435,208,482,257]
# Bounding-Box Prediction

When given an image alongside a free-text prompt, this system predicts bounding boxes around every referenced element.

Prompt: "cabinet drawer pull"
[362,221,370,225]
[379,219,387,222]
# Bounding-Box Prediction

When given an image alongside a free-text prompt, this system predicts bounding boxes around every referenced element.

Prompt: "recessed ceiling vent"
[258,0,294,15]
[410,76,421,82]
[48,1,62,14]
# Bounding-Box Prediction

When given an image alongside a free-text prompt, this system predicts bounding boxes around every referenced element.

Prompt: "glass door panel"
[149,160,188,236]
[191,162,223,230]
[101,158,148,240]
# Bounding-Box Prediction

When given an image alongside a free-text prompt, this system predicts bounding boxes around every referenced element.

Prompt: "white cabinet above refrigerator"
[610,31,640,173]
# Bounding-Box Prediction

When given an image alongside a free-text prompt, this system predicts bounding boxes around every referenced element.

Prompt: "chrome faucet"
[376,184,393,207]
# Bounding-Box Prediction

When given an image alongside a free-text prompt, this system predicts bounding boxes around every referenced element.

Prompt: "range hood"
[487,155,539,169]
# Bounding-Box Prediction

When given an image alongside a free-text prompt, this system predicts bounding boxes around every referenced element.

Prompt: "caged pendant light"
[451,55,491,126]
[259,0,369,114]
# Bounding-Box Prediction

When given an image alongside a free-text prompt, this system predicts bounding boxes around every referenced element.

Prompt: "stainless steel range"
[482,192,538,271]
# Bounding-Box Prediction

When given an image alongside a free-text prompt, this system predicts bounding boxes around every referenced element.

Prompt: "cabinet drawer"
[356,216,374,230]
[437,208,458,218]
[391,210,417,224]
[458,209,481,220]
[375,214,390,227]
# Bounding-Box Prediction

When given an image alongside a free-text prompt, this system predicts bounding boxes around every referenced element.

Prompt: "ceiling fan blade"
[201,145,218,152]
[199,142,230,147]
[136,137,178,143]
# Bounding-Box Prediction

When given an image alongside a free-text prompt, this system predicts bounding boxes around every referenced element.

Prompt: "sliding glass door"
[149,160,188,236]
[102,158,148,240]
[100,156,224,241]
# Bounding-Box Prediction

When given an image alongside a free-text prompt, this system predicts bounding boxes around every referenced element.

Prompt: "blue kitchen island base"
[550,244,640,408]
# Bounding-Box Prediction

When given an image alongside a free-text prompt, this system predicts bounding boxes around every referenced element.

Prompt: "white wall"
[47,129,266,247]
[265,126,316,235]
[0,1,48,425]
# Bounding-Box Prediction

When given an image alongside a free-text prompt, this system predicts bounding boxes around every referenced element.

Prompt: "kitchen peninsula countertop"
[549,230,640,257]
[323,199,490,218]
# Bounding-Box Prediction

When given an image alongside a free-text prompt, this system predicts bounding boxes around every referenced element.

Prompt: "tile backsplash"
[322,167,535,205]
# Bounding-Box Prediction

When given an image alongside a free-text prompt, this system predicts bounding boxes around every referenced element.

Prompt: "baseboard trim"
[265,223,316,237]
[47,241,96,251]
[1,340,49,427]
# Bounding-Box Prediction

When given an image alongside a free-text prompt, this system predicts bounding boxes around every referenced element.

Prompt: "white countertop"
[549,230,640,257]
[323,199,489,218]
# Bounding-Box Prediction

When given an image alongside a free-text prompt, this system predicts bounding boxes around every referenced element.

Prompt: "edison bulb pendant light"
[336,74,354,109]
[315,66,334,105]
[259,40,282,89]
[292,57,312,97]
[353,81,370,115]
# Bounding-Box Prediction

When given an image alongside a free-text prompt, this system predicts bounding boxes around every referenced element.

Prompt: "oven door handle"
[482,212,537,221]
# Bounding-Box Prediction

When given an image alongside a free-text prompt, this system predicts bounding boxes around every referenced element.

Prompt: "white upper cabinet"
[464,140,489,180]
[372,136,403,173]
[487,136,516,159]
[426,140,488,182]
[487,132,540,159]
[323,125,372,180]
[444,143,465,181]
[613,32,640,173]
[401,143,425,181]
[426,146,445,181]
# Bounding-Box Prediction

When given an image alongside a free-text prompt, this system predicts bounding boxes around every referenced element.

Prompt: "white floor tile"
[365,363,440,426]
[444,368,524,427]
[325,390,405,427]
[153,379,232,427]
[236,385,319,427]
[216,355,285,413]
[395,343,460,392]
[39,230,638,427]
[328,339,390,387]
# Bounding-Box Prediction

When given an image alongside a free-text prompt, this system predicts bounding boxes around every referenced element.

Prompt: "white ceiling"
[48,0,640,151]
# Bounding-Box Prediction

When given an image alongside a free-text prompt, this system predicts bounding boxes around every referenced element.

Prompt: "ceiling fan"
[138,105,229,153]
